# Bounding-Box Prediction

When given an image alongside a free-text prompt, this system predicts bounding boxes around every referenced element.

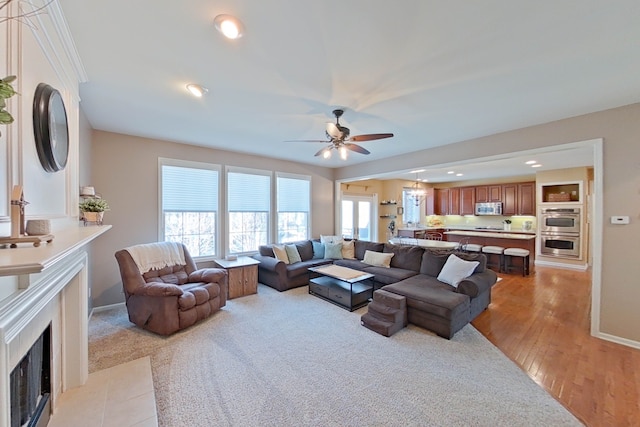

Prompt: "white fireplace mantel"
[0,224,111,427]
[0,225,111,277]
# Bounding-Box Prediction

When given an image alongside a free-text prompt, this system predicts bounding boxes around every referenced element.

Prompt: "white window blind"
[228,171,270,211]
[162,165,218,211]
[277,176,310,211]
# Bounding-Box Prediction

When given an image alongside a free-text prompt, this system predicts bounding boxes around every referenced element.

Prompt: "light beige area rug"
[89,284,581,427]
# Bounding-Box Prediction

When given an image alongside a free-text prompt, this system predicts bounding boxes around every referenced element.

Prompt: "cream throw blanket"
[125,242,186,273]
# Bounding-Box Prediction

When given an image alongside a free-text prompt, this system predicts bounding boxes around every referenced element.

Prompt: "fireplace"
[10,325,51,427]
[0,225,111,427]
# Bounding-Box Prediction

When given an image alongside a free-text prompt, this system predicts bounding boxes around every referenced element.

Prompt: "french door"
[341,194,376,241]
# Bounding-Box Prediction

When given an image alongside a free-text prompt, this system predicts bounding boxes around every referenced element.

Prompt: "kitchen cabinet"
[434,188,449,215]
[502,182,535,216]
[517,182,535,215]
[460,187,476,215]
[475,185,501,203]
[448,188,460,215]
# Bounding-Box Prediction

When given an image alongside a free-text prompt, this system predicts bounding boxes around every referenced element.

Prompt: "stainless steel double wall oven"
[540,207,581,258]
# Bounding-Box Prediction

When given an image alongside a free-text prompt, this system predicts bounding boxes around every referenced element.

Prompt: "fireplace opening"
[10,324,51,427]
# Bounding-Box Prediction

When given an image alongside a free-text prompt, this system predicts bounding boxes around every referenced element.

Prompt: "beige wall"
[89,131,335,306]
[336,103,640,344]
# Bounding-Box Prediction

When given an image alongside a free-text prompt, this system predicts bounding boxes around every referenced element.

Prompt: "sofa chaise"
[254,239,497,338]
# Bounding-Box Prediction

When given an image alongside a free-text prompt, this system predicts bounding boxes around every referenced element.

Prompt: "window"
[403,188,422,224]
[160,160,219,257]
[277,174,310,243]
[227,168,270,254]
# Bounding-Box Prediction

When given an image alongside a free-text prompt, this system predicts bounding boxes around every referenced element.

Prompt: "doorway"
[341,194,377,241]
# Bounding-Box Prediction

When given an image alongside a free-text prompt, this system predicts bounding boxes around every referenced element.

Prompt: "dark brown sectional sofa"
[253,239,498,338]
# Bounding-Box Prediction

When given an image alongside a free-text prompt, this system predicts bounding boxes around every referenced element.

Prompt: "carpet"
[89,285,581,427]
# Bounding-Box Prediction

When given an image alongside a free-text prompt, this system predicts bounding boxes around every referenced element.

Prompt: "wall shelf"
[380,215,397,219]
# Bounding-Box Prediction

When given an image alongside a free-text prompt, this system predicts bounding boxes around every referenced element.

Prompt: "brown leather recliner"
[115,243,227,335]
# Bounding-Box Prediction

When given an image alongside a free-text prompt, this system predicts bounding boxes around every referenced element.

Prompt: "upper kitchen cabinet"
[460,187,476,215]
[475,185,501,203]
[502,182,535,215]
[434,188,450,215]
[449,187,461,215]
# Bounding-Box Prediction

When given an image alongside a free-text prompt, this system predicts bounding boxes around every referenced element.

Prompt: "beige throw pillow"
[272,245,290,264]
[362,250,394,268]
[341,240,355,259]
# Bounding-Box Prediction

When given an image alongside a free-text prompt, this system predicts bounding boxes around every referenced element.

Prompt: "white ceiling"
[59,1,639,173]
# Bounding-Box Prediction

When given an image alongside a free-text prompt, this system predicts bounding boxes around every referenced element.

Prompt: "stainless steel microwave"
[475,202,502,216]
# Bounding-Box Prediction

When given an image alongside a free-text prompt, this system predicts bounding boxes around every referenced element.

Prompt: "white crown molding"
[47,0,87,83]
[25,0,87,101]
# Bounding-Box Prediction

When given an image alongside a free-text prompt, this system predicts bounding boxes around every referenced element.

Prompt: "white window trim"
[158,157,221,261]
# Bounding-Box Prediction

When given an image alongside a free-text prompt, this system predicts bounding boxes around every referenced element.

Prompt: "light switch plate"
[610,216,629,224]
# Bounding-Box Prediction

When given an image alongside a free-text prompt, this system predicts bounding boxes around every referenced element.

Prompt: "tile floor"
[48,357,157,427]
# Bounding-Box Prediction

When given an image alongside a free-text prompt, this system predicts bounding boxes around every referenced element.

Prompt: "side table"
[213,256,260,299]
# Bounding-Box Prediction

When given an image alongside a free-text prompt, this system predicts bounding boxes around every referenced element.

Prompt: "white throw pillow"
[320,235,343,244]
[437,254,479,288]
[362,250,394,268]
[272,245,290,264]
[341,240,355,259]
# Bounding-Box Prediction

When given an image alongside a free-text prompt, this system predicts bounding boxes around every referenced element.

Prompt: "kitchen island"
[444,230,536,274]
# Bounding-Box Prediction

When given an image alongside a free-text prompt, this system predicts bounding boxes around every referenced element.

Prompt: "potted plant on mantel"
[79,198,109,225]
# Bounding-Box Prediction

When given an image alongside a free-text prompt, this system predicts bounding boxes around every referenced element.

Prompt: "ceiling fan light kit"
[287,109,394,160]
[186,84,208,97]
[214,14,244,39]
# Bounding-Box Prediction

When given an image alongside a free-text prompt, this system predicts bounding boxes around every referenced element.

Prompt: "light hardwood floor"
[472,266,640,427]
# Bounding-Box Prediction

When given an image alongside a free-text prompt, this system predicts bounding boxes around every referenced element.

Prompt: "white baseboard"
[594,331,640,350]
[89,302,125,319]
[534,259,589,271]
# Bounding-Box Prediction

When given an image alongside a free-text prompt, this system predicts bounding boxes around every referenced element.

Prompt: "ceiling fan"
[286,109,394,159]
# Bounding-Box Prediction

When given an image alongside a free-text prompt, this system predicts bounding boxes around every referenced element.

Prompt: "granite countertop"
[398,225,535,235]
[443,230,536,240]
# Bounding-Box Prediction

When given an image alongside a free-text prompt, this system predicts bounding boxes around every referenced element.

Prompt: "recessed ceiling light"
[214,14,244,39]
[186,84,208,97]
[456,173,463,176]
[531,164,542,168]
[409,169,426,174]
[447,171,454,174]
[525,160,537,165]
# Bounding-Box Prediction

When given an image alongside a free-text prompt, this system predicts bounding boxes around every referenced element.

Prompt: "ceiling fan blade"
[349,133,394,142]
[344,143,370,155]
[284,139,329,143]
[326,122,343,139]
[314,146,332,157]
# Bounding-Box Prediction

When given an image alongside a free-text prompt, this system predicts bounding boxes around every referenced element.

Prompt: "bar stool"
[503,248,530,276]
[482,245,505,272]
[458,238,482,253]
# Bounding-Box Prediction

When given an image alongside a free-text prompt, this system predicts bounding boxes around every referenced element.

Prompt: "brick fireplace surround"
[0,226,110,427]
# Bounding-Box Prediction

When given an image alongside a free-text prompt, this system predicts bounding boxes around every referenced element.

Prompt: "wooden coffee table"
[308,265,374,311]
